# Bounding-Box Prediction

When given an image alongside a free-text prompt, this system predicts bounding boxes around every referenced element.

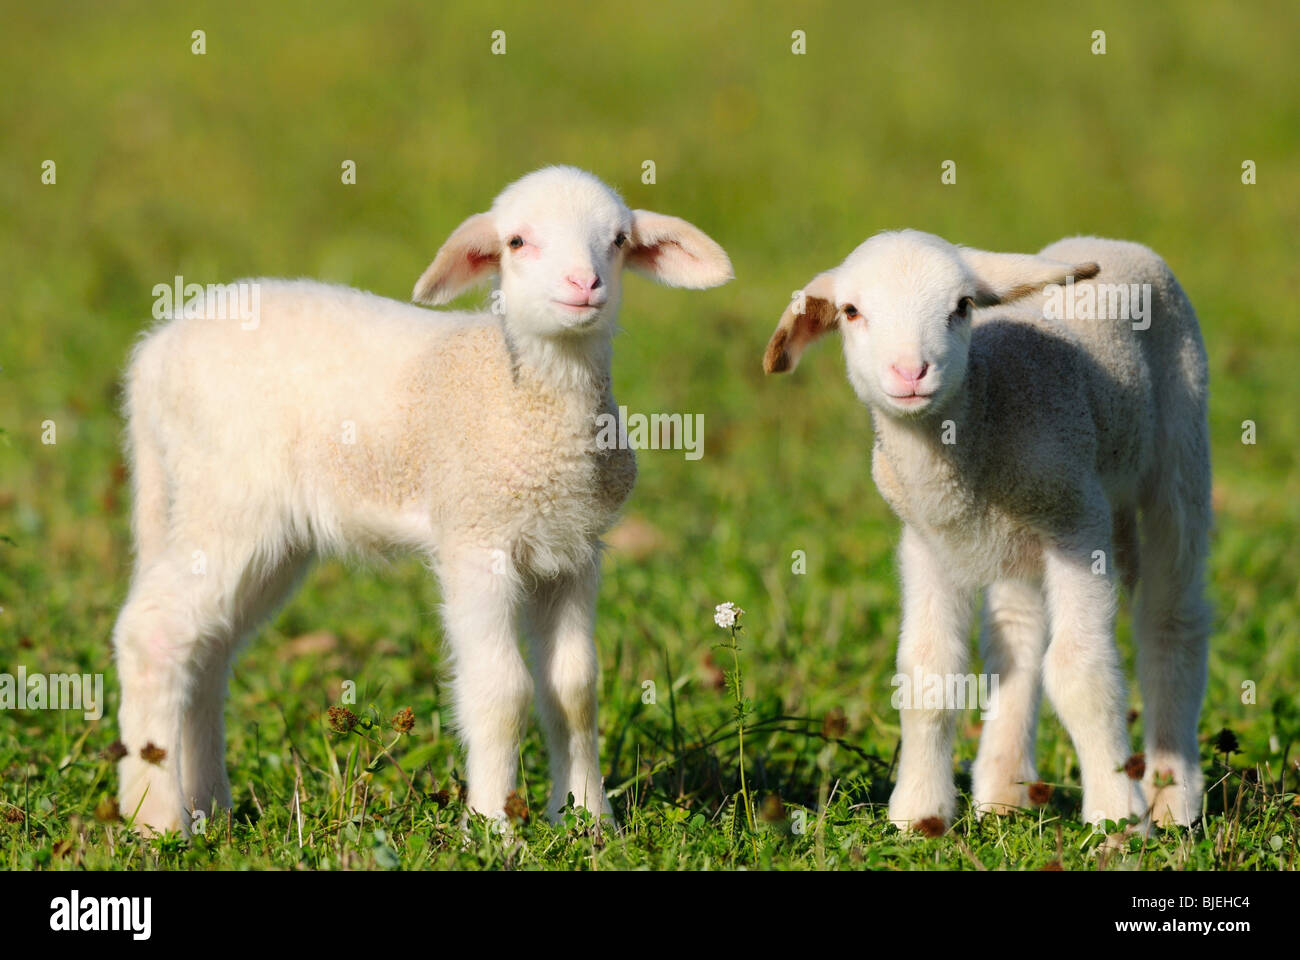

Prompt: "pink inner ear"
[629,239,684,273]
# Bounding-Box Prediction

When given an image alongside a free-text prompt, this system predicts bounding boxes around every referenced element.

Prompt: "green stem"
[729,626,757,837]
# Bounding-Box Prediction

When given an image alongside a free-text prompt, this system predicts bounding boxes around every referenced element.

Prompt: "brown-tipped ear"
[960,247,1102,307]
[413,213,500,305]
[763,271,838,374]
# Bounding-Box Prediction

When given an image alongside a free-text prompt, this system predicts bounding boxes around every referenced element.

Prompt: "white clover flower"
[714,602,743,630]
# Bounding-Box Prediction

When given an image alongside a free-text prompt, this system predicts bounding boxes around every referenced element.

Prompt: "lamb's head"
[413,166,732,341]
[763,229,1099,418]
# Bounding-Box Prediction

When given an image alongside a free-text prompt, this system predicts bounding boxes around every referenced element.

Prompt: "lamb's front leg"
[438,546,532,822]
[1042,534,1145,827]
[523,557,613,822]
[889,526,976,830]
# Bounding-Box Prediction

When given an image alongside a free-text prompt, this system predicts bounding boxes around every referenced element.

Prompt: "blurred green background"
[0,1,1297,868]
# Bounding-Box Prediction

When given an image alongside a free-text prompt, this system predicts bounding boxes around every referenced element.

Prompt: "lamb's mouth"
[886,392,934,407]
[553,299,604,313]
[553,300,604,324]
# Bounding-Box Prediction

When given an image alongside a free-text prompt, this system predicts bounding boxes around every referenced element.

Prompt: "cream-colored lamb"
[114,166,733,834]
[764,230,1211,829]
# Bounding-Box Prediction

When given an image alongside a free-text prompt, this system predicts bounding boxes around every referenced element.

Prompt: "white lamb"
[114,166,733,834]
[763,230,1211,829]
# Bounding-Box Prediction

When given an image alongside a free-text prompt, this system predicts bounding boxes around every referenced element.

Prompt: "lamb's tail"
[1138,259,1212,610]
[122,344,170,572]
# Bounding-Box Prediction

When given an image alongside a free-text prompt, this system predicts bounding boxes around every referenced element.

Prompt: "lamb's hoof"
[473,808,511,830]
[974,799,1025,818]
[1144,765,1201,828]
[1149,799,1194,828]
[547,802,619,835]
[889,775,961,827]
[972,782,1030,818]
[119,792,187,838]
[124,813,186,839]
[889,786,955,834]
[903,815,950,837]
[1084,779,1148,832]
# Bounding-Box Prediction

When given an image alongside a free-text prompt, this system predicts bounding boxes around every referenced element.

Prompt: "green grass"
[1,0,1297,870]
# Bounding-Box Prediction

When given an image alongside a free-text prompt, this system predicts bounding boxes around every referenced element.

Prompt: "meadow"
[0,0,1297,870]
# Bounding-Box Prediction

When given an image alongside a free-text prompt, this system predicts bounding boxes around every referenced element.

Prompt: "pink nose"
[565,272,601,294]
[890,361,929,385]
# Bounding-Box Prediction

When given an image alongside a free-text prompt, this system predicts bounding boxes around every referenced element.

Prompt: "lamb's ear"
[958,248,1101,306]
[626,211,733,288]
[763,271,838,374]
[413,213,501,305]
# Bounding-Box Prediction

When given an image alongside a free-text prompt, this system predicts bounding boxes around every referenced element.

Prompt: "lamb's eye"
[843,304,859,319]
[508,236,525,250]
[614,232,627,248]
[949,297,972,324]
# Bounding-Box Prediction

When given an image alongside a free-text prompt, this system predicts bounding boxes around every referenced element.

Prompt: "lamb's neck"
[870,364,986,490]
[504,322,614,400]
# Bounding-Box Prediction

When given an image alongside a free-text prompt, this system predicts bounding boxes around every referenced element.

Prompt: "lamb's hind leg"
[114,548,195,834]
[972,579,1047,816]
[1136,499,1211,826]
[116,533,301,836]
[1042,527,1145,827]
[115,535,254,834]
[182,546,310,825]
